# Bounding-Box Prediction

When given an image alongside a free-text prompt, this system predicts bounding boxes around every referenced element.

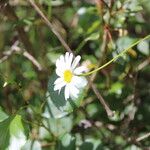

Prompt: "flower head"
[54,52,87,100]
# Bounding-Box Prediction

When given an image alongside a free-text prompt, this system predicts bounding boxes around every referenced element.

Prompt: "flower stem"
[80,34,150,76]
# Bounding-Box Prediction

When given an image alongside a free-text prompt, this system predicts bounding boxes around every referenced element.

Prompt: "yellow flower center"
[64,70,73,83]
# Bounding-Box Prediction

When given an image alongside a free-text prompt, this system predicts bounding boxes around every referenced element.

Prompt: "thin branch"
[0,42,18,64]
[89,79,114,117]
[41,142,55,148]
[81,1,113,117]
[15,46,43,71]
[136,57,150,71]
[0,41,43,71]
[27,0,73,53]
[136,132,150,142]
[0,55,10,64]
[101,0,110,9]
[23,51,42,71]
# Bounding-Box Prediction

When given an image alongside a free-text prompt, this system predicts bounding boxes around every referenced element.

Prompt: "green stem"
[80,34,150,76]
[76,40,86,53]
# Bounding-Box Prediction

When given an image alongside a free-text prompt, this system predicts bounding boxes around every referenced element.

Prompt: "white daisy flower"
[54,52,87,100]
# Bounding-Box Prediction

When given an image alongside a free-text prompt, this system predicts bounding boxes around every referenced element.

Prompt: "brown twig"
[0,42,18,64]
[0,41,43,71]
[136,57,150,71]
[41,142,55,148]
[101,0,110,9]
[85,1,114,117]
[23,51,42,71]
[89,80,114,117]
[27,0,73,53]
[81,1,114,117]
[136,132,150,142]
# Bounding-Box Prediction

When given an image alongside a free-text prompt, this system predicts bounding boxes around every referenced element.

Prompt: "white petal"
[56,57,61,67]
[54,77,63,85]
[56,58,60,67]
[60,55,67,69]
[56,55,66,71]
[65,52,71,69]
[72,76,87,88]
[60,55,65,63]
[54,81,66,91]
[65,52,69,63]
[64,85,70,100]
[72,55,81,69]
[68,53,73,68]
[56,55,63,66]
[56,68,63,77]
[69,85,79,99]
[74,66,87,75]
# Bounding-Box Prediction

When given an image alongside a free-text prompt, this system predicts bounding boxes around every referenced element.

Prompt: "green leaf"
[80,139,102,150]
[23,19,33,25]
[0,107,8,122]
[57,133,76,150]
[0,116,12,149]
[109,111,121,121]
[137,40,149,56]
[46,52,62,65]
[39,126,51,140]
[45,116,73,137]
[125,144,142,150]
[108,82,124,95]
[22,140,41,150]
[85,32,99,42]
[114,36,136,59]
[76,32,99,52]
[124,0,143,12]
[80,141,94,150]
[86,103,99,117]
[87,21,100,34]
[0,115,27,150]
[43,73,86,118]
[116,36,136,52]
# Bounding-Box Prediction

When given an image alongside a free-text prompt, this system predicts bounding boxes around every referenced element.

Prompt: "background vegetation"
[0,0,150,149]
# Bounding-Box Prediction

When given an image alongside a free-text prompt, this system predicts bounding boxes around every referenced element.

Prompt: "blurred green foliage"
[0,0,150,149]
